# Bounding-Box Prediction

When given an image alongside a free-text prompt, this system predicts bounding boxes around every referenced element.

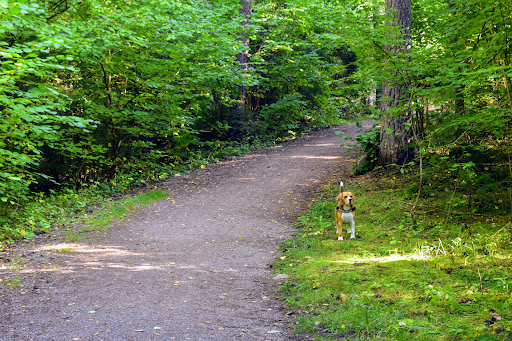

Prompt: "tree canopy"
[1,0,511,239]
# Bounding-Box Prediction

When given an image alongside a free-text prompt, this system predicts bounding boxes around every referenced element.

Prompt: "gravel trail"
[0,121,375,341]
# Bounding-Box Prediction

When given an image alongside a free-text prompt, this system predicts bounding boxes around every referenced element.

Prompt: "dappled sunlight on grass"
[330,251,431,264]
[275,177,512,340]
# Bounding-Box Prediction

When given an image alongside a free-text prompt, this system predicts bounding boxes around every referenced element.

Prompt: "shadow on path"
[0,120,376,341]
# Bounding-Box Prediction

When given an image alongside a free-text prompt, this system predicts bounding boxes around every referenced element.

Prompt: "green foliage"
[336,122,381,174]
[354,124,381,174]
[409,153,509,214]
[248,0,361,138]
[276,177,512,340]
[4,0,510,244]
[0,1,96,205]
[341,0,511,203]
[410,0,512,158]
[1,187,90,242]
[1,0,364,240]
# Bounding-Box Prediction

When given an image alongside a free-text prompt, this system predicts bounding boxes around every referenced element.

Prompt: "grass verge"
[63,189,168,242]
[275,174,512,340]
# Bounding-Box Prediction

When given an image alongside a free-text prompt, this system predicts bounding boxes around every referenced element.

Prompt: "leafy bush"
[354,124,381,174]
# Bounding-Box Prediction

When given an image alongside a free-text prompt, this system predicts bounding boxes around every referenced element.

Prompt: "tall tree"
[378,0,414,165]
[229,0,253,137]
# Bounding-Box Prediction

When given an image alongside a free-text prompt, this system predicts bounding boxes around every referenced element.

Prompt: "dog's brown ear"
[336,193,344,205]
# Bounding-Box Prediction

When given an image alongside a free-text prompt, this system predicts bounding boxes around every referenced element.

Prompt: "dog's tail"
[340,181,344,192]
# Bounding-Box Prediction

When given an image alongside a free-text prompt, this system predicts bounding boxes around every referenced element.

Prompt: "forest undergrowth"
[3,0,512,250]
[0,131,306,244]
[275,170,512,340]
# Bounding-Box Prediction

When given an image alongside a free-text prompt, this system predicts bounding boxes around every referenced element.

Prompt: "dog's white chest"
[341,212,354,223]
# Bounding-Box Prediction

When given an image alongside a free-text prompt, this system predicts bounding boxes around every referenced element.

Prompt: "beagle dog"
[335,181,355,241]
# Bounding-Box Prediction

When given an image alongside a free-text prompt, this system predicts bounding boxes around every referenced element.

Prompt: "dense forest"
[1,0,511,240]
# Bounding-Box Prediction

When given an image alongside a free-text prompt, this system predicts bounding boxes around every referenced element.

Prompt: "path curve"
[0,121,375,341]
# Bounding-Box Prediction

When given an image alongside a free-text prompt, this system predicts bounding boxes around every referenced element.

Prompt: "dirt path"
[0,120,375,341]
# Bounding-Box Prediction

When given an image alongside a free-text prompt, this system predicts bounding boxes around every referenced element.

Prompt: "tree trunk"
[229,0,253,138]
[378,0,414,166]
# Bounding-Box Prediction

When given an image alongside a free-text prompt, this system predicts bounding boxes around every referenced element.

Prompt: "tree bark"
[378,0,414,166]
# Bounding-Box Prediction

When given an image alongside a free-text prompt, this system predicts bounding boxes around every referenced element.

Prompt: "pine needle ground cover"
[275,176,512,340]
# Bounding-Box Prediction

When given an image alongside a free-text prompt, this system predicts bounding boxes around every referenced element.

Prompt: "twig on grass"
[492,222,511,237]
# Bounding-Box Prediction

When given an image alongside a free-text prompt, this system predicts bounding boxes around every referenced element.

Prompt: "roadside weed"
[1,257,24,287]
[276,177,512,340]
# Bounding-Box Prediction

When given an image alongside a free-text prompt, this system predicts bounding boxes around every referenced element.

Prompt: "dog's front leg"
[349,219,355,239]
[336,213,344,241]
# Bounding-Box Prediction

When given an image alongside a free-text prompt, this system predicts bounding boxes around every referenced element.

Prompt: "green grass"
[63,189,167,241]
[276,177,512,340]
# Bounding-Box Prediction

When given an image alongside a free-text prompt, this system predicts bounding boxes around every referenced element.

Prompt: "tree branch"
[95,56,112,106]
[47,0,70,21]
